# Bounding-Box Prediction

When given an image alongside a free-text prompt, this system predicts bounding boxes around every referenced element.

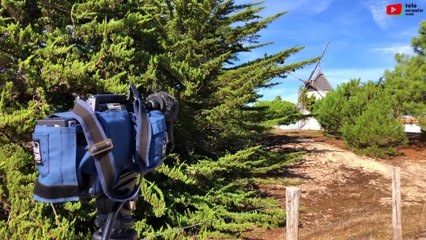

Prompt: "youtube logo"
[386,3,403,15]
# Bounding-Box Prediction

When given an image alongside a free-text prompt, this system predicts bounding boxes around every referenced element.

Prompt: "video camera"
[88,92,178,240]
[32,84,178,240]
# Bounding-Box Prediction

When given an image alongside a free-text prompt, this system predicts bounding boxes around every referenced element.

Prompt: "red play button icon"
[386,3,403,15]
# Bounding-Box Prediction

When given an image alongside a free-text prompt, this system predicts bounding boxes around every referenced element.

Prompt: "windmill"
[287,42,332,130]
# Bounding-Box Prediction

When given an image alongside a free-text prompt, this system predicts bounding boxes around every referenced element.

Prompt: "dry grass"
[402,203,426,239]
[294,201,426,240]
[243,130,426,240]
[300,207,391,239]
[243,184,426,240]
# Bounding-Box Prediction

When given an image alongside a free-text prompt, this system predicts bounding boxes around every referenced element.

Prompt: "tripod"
[92,171,139,240]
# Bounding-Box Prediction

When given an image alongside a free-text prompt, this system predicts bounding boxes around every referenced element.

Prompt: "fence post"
[391,167,402,240]
[286,187,300,240]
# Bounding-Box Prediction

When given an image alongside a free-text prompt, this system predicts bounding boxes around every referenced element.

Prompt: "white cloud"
[391,27,421,39]
[363,0,391,29]
[324,67,388,86]
[234,0,334,16]
[276,0,334,15]
[370,45,414,55]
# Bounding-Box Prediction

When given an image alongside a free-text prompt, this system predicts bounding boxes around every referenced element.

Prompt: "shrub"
[253,96,302,128]
[314,79,408,156]
[313,79,361,137]
[418,116,426,139]
[340,99,407,157]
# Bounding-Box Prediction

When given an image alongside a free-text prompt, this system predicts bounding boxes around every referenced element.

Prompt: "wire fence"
[141,204,282,240]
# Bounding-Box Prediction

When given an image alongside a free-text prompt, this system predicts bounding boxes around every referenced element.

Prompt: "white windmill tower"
[287,42,333,130]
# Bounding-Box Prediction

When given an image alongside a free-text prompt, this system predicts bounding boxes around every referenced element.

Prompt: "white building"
[305,70,333,100]
[280,70,332,131]
[280,71,422,133]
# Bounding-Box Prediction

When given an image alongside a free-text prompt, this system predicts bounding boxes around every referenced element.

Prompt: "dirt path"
[246,130,426,239]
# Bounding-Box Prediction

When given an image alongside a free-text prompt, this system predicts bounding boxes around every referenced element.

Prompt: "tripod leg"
[92,197,138,240]
[102,201,125,240]
[92,170,139,240]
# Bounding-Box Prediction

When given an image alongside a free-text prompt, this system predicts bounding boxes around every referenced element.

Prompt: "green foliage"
[313,79,361,137]
[340,99,407,157]
[253,96,302,128]
[314,20,426,157]
[411,20,426,56]
[418,116,426,139]
[383,20,426,127]
[0,143,96,239]
[0,0,312,238]
[314,79,407,156]
[133,147,299,239]
[297,87,316,113]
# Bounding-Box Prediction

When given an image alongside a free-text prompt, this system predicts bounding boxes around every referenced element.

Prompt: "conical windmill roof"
[307,70,333,92]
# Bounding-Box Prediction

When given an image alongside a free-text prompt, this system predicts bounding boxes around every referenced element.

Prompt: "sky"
[234,0,426,103]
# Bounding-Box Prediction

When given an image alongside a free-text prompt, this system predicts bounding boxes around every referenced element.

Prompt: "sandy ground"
[244,130,426,240]
[283,137,426,207]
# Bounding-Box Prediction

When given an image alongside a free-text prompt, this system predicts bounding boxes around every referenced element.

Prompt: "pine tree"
[339,84,407,157]
[253,96,301,128]
[314,79,408,156]
[313,79,362,137]
[315,21,426,153]
[383,21,426,128]
[137,0,314,156]
[0,0,313,238]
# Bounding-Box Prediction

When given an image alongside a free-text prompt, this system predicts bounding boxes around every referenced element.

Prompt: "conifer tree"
[139,0,314,156]
[314,79,407,156]
[0,0,312,238]
[313,79,362,137]
[383,21,426,129]
[253,96,301,128]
